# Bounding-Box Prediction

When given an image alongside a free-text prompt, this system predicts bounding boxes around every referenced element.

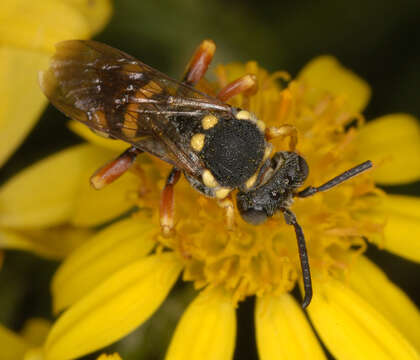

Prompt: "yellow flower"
[0,0,112,167]
[2,53,420,359]
[0,318,51,360]
[0,0,112,258]
[0,318,122,360]
[96,354,122,360]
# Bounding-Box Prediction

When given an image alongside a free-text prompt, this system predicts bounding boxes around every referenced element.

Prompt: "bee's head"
[236,151,309,225]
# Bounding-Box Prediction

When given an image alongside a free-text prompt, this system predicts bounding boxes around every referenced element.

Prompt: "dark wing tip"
[38,40,83,99]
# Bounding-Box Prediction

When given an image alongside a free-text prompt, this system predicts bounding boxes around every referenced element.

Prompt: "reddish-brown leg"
[182,39,216,86]
[159,40,215,235]
[160,168,181,236]
[90,147,143,190]
[217,74,258,102]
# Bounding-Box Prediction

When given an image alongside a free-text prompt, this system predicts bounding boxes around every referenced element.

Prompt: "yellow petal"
[348,256,420,352]
[68,120,128,153]
[0,144,137,228]
[61,0,112,35]
[374,195,420,262]
[24,348,44,360]
[355,114,420,184]
[97,354,122,360]
[165,287,236,360]
[21,318,51,347]
[52,217,157,313]
[0,47,49,166]
[0,0,89,53]
[0,324,29,360]
[70,170,140,228]
[255,293,326,360]
[0,226,92,259]
[307,274,420,360]
[0,144,98,228]
[298,56,371,113]
[45,252,182,360]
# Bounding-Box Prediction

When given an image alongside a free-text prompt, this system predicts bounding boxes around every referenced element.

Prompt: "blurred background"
[1,0,420,359]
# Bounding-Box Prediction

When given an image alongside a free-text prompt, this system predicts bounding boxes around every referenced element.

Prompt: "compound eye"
[239,208,268,225]
[236,192,268,225]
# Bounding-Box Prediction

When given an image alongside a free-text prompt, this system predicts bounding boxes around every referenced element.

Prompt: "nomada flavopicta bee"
[39,39,372,307]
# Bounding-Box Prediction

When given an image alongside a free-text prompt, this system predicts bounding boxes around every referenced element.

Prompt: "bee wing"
[39,40,231,176]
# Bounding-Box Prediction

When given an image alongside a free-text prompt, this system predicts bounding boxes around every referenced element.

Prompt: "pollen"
[140,61,384,304]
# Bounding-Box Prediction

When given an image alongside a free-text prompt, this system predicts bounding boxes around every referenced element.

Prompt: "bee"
[39,39,372,308]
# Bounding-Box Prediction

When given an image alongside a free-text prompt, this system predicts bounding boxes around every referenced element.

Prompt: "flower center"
[140,61,384,303]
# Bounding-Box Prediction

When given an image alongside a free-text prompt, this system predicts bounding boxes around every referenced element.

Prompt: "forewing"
[39,40,231,175]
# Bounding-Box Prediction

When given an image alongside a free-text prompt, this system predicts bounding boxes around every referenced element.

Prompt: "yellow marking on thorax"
[256,120,266,132]
[236,110,265,132]
[202,170,219,188]
[236,110,251,120]
[245,173,258,190]
[202,114,218,129]
[244,144,273,190]
[263,143,273,160]
[191,133,205,152]
[215,187,231,199]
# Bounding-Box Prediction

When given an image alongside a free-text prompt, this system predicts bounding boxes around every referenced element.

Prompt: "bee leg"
[265,124,298,151]
[160,167,181,237]
[217,74,258,102]
[182,39,216,86]
[90,146,143,190]
[217,194,236,230]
